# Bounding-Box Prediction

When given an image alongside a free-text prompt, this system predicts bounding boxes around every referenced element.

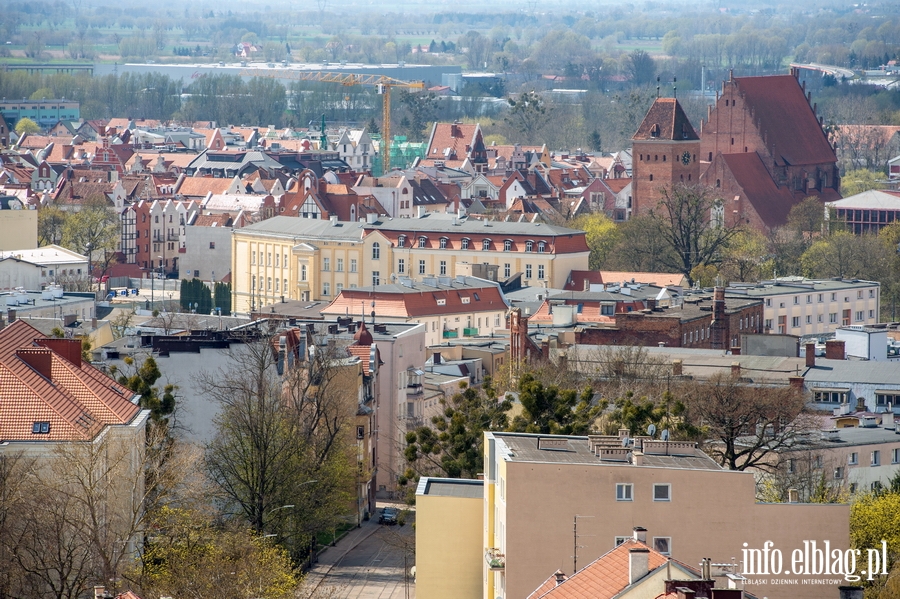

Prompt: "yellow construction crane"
[238,68,425,173]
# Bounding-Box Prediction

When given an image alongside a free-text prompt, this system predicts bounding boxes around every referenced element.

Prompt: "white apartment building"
[726,277,880,336]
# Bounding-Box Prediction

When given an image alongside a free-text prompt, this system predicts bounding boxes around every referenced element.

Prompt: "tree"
[678,373,813,471]
[15,117,40,135]
[604,215,680,273]
[38,205,68,246]
[719,228,769,282]
[650,184,741,286]
[508,372,600,435]
[605,390,700,440]
[786,196,827,241]
[800,231,891,280]
[570,213,621,269]
[850,485,900,596]
[61,199,119,275]
[130,506,298,599]
[203,339,354,547]
[403,382,511,481]
[110,355,176,430]
[842,168,884,197]
[627,50,657,86]
[504,90,548,143]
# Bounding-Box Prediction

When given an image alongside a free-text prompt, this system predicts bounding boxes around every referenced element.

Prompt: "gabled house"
[421,122,488,172]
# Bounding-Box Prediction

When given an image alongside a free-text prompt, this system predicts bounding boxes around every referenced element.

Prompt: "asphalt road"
[318,517,416,599]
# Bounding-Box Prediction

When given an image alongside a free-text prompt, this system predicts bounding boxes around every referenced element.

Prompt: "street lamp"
[84,242,92,293]
[151,255,162,312]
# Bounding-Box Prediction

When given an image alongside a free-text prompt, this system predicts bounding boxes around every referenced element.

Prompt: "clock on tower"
[681,151,691,165]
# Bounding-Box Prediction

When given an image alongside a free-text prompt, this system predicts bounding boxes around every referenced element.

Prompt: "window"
[504,240,512,251]
[601,304,615,316]
[504,263,511,278]
[834,466,844,479]
[267,253,272,266]
[653,484,671,501]
[653,537,671,555]
[525,264,532,279]
[765,298,771,307]
[872,481,882,492]
[614,536,629,546]
[322,282,330,296]
[793,297,799,305]
[266,277,272,290]
[850,483,858,494]
[323,258,330,271]
[830,313,837,324]
[336,283,343,293]
[818,314,823,322]
[337,258,344,272]
[483,239,491,251]
[525,240,533,252]
[372,243,380,259]
[32,421,50,434]
[807,295,812,303]
[208,241,215,249]
[275,279,280,292]
[792,316,800,328]
[858,290,864,299]
[787,459,795,473]
[869,310,875,319]
[440,260,447,275]
[872,451,880,466]
[877,393,900,406]
[849,452,858,465]
[440,237,448,249]
[252,251,256,264]
[855,311,864,322]
[418,236,427,248]
[765,318,773,330]
[818,294,824,302]
[538,264,545,280]
[832,293,837,301]
[537,241,546,253]
[398,236,406,248]
[616,483,633,501]
[806,315,812,324]
[398,259,405,274]
[461,238,469,250]
[350,259,358,273]
[372,271,380,286]
[893,448,900,464]
[870,289,875,298]
[813,390,847,403]
[275,253,280,267]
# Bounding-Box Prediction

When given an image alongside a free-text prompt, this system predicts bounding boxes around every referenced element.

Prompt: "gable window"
[504,240,512,251]
[372,243,380,260]
[461,238,469,250]
[398,235,406,248]
[653,484,671,501]
[616,483,633,501]
[418,236,427,248]
[482,239,491,251]
[525,240,533,252]
[440,237,448,249]
[537,241,546,253]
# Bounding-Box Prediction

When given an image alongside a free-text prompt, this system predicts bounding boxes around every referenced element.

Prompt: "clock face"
[681,151,691,165]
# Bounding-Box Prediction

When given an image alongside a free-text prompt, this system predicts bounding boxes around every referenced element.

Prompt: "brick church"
[632,68,841,230]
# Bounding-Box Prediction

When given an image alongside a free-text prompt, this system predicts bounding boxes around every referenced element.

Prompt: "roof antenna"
[656,76,660,99]
[673,76,677,99]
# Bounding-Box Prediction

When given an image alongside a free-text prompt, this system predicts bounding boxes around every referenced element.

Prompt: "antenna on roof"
[647,424,657,437]
[673,76,677,99]
[656,76,660,99]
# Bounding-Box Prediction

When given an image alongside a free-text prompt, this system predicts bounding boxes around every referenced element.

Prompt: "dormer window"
[503,240,512,251]
[650,124,660,138]
[461,238,469,250]
[537,241,546,253]
[525,240,533,252]
[32,421,50,434]
[440,237,448,249]
[398,235,406,248]
[418,236,427,248]
[482,239,491,251]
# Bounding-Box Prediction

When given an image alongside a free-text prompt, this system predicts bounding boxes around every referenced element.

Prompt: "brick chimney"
[554,570,566,586]
[35,338,82,368]
[710,287,727,350]
[805,342,816,368]
[629,548,650,584]
[676,589,695,599]
[789,376,805,391]
[825,339,845,360]
[731,361,741,377]
[672,359,683,376]
[730,345,741,355]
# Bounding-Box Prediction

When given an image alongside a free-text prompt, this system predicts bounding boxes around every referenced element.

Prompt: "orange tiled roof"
[176,176,233,197]
[0,320,141,442]
[426,123,479,161]
[634,98,699,142]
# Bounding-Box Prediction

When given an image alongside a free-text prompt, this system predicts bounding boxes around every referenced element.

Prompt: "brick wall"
[631,139,701,217]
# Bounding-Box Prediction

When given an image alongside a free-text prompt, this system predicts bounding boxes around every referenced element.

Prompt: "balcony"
[406,383,423,397]
[485,548,505,570]
[463,327,478,337]
[442,330,458,339]
[167,232,179,241]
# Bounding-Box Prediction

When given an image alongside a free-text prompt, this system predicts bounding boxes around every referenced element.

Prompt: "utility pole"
[573,515,594,573]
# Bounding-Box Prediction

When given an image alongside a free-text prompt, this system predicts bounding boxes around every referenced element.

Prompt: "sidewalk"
[301,518,380,597]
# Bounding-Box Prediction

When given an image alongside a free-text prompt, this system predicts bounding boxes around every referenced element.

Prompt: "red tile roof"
[322,284,507,319]
[719,153,800,229]
[528,539,671,599]
[176,176,233,197]
[426,123,480,161]
[0,320,141,442]
[634,99,699,141]
[732,75,836,166]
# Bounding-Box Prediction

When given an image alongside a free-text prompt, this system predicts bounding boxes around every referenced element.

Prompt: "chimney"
[789,376,805,391]
[35,338,82,368]
[632,451,644,466]
[788,488,799,503]
[93,587,107,599]
[583,279,589,291]
[710,287,726,350]
[676,589,695,599]
[618,427,630,440]
[7,308,16,322]
[330,215,338,226]
[554,570,566,587]
[672,359,682,376]
[633,526,647,543]
[825,339,845,360]
[805,342,816,368]
[647,298,657,310]
[731,361,741,377]
[701,557,712,580]
[839,587,864,599]
[17,348,53,381]
[730,345,741,355]
[629,548,650,585]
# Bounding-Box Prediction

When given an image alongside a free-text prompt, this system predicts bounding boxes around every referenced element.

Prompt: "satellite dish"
[660,429,670,441]
[621,437,630,447]
[647,424,657,437]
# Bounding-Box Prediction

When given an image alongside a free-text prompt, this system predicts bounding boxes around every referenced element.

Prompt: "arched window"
[418,236,427,248]
[440,237,448,249]
[461,238,469,250]
[372,242,380,259]
[398,235,406,248]
[537,241,546,253]
[503,240,512,251]
[482,239,491,251]
[716,179,721,188]
[525,240,533,252]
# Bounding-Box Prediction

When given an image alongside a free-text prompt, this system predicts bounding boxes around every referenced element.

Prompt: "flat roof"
[490,432,723,471]
[365,212,584,237]
[726,278,879,297]
[416,477,484,498]
[237,216,366,241]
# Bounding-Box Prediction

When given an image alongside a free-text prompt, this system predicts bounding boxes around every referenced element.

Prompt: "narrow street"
[311,513,416,599]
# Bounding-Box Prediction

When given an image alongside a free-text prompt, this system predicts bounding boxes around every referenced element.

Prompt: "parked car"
[378,507,398,525]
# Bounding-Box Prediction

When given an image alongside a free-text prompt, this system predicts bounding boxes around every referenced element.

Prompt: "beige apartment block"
[726,277,880,336]
[416,477,484,599]
[481,432,850,599]
[0,207,37,251]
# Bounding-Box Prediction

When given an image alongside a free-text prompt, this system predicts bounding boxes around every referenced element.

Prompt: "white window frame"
[653,483,671,501]
[616,483,633,501]
[653,537,671,555]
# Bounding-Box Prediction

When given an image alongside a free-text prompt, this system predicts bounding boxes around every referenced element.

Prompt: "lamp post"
[84,242,92,293]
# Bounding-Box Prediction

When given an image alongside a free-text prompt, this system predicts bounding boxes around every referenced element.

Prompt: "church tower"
[631,97,701,217]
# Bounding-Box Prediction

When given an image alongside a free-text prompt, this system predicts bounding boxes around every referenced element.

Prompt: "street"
[313,514,416,599]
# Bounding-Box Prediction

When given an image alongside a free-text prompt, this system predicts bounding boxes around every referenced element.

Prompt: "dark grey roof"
[804,359,900,386]
[365,212,583,237]
[238,216,366,241]
[726,278,879,297]
[417,477,484,498]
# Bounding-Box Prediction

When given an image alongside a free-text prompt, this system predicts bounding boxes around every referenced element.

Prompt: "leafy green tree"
[842,168,884,197]
[508,373,600,435]
[606,390,699,439]
[61,198,119,274]
[14,117,40,135]
[214,282,232,316]
[800,231,891,280]
[570,213,621,269]
[37,204,69,246]
[111,355,176,429]
[786,196,827,242]
[504,90,548,144]
[719,228,769,282]
[403,382,511,481]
